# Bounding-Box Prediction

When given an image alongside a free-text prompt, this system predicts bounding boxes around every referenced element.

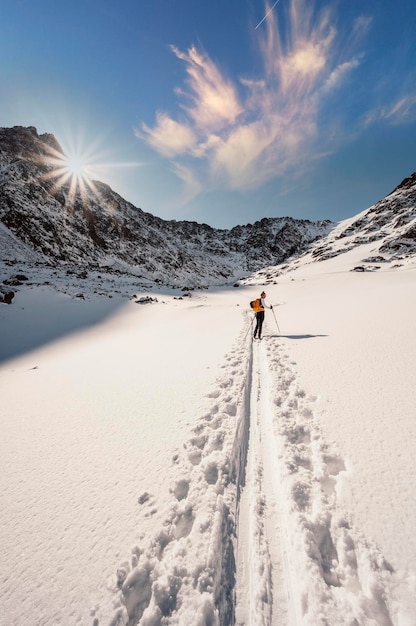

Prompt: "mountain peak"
[0,125,333,287]
[393,172,416,193]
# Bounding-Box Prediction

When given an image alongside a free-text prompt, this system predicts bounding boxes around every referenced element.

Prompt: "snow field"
[232,314,407,625]
[262,336,399,624]
[2,254,416,625]
[0,287,246,626]
[272,264,416,583]
[107,297,413,625]
[105,325,253,625]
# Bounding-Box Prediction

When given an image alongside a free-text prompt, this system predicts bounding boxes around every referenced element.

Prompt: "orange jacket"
[252,298,264,313]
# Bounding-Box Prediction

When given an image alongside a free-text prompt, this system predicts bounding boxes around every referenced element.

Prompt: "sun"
[59,149,94,185]
[36,139,102,207]
[63,155,88,179]
[34,127,144,209]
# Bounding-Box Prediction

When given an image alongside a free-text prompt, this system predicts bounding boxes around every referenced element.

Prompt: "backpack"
[250,298,261,310]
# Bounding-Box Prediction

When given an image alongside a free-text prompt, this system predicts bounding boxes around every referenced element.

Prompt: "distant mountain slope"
[310,172,416,262]
[245,171,416,284]
[0,126,332,287]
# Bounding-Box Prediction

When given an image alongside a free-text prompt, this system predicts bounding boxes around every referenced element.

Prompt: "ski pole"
[271,307,281,333]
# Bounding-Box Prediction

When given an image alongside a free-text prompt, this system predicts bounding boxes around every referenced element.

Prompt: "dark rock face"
[392,172,416,193]
[0,126,333,286]
[309,172,416,263]
[0,286,14,304]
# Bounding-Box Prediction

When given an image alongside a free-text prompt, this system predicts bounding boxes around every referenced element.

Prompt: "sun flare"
[63,155,88,179]
[34,128,144,210]
[36,138,103,207]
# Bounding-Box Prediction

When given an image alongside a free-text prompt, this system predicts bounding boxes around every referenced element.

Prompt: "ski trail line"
[235,329,408,625]
[101,313,409,625]
[235,341,273,626]
[258,341,303,626]
[235,340,298,625]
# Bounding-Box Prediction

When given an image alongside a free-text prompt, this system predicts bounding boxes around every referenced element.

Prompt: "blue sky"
[1,0,415,228]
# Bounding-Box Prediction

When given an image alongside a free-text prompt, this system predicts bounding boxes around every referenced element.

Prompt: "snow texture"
[1,237,416,625]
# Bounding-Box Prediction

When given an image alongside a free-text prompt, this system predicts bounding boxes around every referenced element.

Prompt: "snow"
[1,245,416,626]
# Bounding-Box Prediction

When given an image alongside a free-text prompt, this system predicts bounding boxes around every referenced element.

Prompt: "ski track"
[235,322,404,626]
[104,319,253,626]
[104,314,407,626]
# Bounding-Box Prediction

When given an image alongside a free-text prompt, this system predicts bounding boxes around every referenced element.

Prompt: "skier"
[253,291,273,340]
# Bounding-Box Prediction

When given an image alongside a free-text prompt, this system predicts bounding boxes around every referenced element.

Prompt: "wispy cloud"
[140,112,196,158]
[171,45,243,133]
[138,0,369,201]
[352,15,373,39]
[322,58,361,93]
[171,162,203,205]
[364,95,416,126]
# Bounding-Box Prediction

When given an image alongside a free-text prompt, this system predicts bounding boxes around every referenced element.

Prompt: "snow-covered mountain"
[312,172,416,261]
[245,171,416,284]
[0,126,331,287]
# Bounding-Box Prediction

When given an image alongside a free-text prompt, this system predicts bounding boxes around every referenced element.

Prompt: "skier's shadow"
[269,334,328,340]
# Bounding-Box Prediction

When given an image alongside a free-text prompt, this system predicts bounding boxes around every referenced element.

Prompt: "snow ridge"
[243,171,416,285]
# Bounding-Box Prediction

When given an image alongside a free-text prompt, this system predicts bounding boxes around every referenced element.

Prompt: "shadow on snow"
[0,294,124,364]
[269,334,329,340]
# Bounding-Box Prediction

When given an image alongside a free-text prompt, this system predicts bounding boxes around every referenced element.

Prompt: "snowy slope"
[244,172,416,287]
[0,126,332,287]
[1,235,416,625]
[0,221,43,263]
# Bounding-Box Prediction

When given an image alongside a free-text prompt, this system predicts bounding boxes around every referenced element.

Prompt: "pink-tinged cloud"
[138,0,369,199]
[171,45,243,132]
[138,113,196,158]
[323,58,361,93]
[209,109,318,191]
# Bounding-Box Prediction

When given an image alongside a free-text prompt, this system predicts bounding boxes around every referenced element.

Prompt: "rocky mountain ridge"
[245,171,416,284]
[310,172,416,262]
[0,126,332,288]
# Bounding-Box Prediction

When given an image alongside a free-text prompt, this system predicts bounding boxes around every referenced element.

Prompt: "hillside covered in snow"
[0,125,331,289]
[246,172,416,285]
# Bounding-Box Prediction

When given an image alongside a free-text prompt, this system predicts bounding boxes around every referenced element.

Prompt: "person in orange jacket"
[253,291,273,340]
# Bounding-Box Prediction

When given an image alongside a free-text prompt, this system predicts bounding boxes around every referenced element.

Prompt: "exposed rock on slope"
[0,126,332,286]
[243,172,416,285]
[310,172,416,263]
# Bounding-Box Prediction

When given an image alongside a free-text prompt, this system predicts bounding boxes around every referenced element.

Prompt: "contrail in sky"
[254,0,282,29]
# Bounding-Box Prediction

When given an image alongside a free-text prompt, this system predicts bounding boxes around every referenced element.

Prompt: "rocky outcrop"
[0,126,332,286]
[0,286,14,304]
[309,172,416,263]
